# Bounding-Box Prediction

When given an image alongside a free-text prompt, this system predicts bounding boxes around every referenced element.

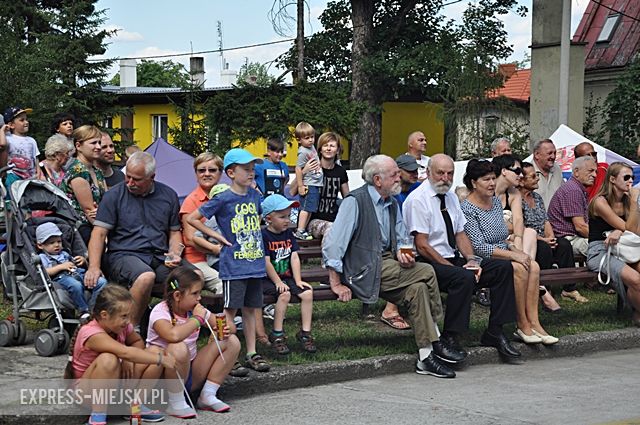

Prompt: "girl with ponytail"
[146,266,240,418]
[64,284,176,425]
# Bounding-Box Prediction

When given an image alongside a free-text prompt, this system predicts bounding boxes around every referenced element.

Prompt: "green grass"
[2,286,633,366]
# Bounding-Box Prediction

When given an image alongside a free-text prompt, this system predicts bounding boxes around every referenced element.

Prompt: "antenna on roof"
[217,21,227,71]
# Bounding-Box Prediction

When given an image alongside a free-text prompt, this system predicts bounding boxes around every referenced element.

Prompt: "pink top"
[72,319,133,379]
[146,301,200,361]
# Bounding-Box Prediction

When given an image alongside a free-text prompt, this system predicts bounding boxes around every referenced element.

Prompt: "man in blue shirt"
[394,154,420,212]
[86,152,196,327]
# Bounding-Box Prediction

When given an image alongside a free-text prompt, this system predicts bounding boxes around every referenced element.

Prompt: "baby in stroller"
[35,222,106,322]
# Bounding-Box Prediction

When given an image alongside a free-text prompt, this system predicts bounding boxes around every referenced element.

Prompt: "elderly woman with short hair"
[461,159,557,345]
[40,134,74,186]
[179,152,225,294]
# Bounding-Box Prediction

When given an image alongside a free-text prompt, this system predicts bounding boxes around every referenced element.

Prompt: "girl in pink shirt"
[147,267,240,418]
[64,285,176,425]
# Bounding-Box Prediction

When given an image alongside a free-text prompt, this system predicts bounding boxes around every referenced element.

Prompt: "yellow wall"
[380,101,444,158]
[114,99,444,165]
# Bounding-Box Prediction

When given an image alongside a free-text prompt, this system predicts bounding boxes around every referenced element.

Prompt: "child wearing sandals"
[186,148,270,373]
[260,194,317,354]
[146,267,241,418]
[64,284,176,425]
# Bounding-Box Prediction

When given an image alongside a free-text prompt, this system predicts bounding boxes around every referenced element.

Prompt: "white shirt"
[533,161,563,209]
[406,152,430,181]
[403,180,466,259]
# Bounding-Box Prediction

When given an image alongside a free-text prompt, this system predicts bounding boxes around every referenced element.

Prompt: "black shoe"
[416,353,456,378]
[475,289,491,307]
[480,330,521,359]
[440,334,466,353]
[433,340,467,364]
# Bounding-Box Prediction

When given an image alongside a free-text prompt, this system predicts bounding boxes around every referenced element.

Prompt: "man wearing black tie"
[403,154,521,360]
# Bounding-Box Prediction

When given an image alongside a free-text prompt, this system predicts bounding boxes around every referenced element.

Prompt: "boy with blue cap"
[186,148,271,372]
[260,194,316,355]
[36,222,106,322]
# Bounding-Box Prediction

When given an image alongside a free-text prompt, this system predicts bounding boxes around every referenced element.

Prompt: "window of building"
[597,14,620,43]
[484,115,499,137]
[101,117,113,129]
[152,115,168,142]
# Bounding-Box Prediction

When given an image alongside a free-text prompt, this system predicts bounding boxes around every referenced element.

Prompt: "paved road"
[151,348,640,425]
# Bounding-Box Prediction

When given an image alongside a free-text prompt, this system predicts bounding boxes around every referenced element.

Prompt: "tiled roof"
[573,0,640,71]
[488,68,531,103]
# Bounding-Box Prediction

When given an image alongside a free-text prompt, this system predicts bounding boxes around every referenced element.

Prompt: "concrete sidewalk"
[1,327,639,424]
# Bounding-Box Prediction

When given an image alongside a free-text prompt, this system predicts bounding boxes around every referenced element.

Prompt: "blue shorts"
[300,185,321,213]
[223,278,264,309]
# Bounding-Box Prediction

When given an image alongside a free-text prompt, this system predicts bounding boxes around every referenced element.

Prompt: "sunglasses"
[622,174,633,181]
[196,168,220,174]
[586,152,598,158]
[507,167,522,175]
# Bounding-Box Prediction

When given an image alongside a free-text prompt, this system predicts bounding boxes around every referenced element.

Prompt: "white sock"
[199,380,221,403]
[419,345,433,361]
[434,323,441,338]
[168,390,189,410]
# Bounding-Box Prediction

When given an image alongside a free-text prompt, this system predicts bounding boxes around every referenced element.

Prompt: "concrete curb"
[1,327,639,424]
[219,327,640,399]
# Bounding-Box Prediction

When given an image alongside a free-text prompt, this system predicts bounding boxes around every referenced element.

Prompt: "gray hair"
[362,154,392,184]
[44,134,73,158]
[532,138,554,153]
[572,155,595,172]
[127,151,156,176]
[490,137,510,153]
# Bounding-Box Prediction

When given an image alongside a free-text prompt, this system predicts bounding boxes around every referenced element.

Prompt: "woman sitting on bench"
[586,162,640,326]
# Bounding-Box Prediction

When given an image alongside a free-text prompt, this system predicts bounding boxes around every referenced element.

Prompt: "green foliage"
[0,0,119,146]
[168,81,210,156]
[583,92,606,143]
[236,62,276,88]
[199,81,362,158]
[602,58,640,158]
[275,0,524,160]
[110,59,190,88]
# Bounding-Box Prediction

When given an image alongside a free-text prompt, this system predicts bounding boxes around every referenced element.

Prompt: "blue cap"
[35,222,63,244]
[223,148,263,170]
[261,194,300,216]
[3,106,32,123]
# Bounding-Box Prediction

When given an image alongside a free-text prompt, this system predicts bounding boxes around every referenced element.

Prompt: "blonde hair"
[316,132,342,162]
[294,121,315,139]
[588,162,633,219]
[72,125,102,146]
[193,152,223,171]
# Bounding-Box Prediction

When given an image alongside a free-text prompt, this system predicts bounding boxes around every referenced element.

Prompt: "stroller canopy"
[10,179,81,224]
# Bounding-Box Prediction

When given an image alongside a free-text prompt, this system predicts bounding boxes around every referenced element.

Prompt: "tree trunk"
[295,0,305,83]
[349,0,380,169]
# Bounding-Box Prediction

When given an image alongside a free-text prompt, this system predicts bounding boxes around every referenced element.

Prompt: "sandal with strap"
[268,334,290,355]
[380,314,411,330]
[245,353,271,372]
[296,331,317,353]
[229,361,250,377]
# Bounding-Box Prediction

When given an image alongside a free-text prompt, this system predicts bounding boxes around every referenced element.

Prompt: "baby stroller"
[0,178,89,356]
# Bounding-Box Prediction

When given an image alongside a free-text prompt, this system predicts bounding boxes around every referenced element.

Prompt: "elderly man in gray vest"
[323,155,463,378]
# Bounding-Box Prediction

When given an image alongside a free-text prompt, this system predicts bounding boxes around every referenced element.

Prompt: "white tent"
[523,124,637,174]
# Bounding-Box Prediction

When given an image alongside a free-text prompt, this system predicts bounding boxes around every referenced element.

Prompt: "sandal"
[229,361,250,377]
[296,331,317,353]
[245,353,271,372]
[380,314,411,330]
[256,334,272,347]
[268,334,290,355]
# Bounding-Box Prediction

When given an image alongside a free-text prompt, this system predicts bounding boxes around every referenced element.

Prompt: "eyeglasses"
[622,174,633,181]
[196,168,220,174]
[586,152,598,158]
[507,167,522,175]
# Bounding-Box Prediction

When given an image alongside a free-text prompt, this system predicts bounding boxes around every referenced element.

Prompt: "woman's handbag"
[598,230,640,285]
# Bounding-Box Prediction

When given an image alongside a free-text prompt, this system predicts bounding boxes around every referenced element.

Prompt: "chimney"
[120,59,137,87]
[220,62,238,86]
[499,63,517,79]
[190,56,205,87]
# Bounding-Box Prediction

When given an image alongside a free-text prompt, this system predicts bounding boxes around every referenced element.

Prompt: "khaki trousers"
[379,252,443,347]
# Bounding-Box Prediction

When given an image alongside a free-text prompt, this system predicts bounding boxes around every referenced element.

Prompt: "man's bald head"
[407,131,427,156]
[427,153,455,194]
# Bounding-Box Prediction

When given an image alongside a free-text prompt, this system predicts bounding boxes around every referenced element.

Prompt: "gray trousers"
[379,252,443,347]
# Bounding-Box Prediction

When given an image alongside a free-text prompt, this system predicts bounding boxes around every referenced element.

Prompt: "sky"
[95,0,591,87]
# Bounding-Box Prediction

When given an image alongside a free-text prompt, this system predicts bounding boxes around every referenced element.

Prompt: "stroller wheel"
[13,319,26,346]
[0,320,15,347]
[35,329,59,357]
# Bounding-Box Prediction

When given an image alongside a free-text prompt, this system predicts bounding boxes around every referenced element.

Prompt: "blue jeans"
[55,268,107,313]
